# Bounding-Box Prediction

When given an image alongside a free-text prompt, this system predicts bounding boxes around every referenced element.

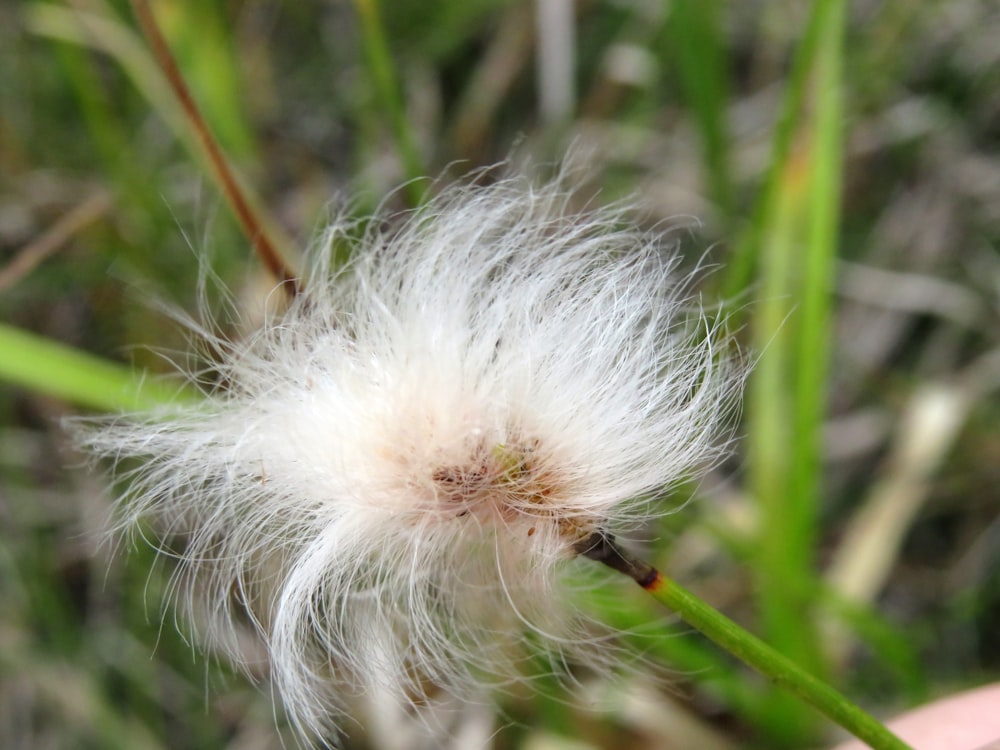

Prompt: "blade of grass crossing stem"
[353,0,427,206]
[0,323,195,412]
[748,0,847,741]
[668,0,733,222]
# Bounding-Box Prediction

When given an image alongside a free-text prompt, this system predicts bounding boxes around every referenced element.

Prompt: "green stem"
[575,533,913,750]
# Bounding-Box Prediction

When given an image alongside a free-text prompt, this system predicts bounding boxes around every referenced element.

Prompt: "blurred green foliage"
[2,1,1000,748]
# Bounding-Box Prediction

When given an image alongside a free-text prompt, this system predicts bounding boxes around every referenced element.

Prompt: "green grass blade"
[721,4,827,304]
[0,324,192,412]
[745,0,848,739]
[794,0,845,527]
[748,147,820,740]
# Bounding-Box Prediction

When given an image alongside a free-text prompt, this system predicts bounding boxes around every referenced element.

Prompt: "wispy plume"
[75,175,739,743]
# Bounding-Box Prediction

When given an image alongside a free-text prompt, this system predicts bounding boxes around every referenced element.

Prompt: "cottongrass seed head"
[76,174,739,744]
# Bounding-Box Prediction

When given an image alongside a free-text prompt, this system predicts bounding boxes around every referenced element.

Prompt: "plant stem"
[128,0,301,296]
[575,532,914,750]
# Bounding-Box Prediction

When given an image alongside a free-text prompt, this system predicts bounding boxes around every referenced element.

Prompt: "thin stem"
[575,532,914,750]
[128,0,301,296]
[0,190,112,293]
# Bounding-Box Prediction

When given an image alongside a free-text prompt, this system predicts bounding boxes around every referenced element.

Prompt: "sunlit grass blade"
[793,0,845,577]
[749,142,821,743]
[743,0,847,740]
[0,323,194,412]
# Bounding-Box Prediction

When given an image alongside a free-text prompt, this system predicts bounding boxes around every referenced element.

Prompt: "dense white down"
[76,177,738,745]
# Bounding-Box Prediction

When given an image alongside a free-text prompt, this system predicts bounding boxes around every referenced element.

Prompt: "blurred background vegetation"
[2,0,999,748]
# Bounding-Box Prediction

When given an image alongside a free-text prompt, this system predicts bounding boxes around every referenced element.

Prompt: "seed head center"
[428,441,593,541]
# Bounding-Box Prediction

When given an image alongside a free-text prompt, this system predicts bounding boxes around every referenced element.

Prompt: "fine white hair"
[75,175,739,745]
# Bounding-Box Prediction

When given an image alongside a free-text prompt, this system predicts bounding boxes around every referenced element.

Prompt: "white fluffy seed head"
[75,175,740,744]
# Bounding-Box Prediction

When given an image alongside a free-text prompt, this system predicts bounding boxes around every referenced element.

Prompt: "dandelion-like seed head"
[76,175,739,744]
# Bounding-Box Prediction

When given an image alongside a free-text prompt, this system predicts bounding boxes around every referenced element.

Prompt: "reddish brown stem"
[129,0,301,296]
[573,531,661,590]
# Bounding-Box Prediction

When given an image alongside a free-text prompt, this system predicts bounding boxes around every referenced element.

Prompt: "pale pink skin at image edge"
[832,683,1000,750]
